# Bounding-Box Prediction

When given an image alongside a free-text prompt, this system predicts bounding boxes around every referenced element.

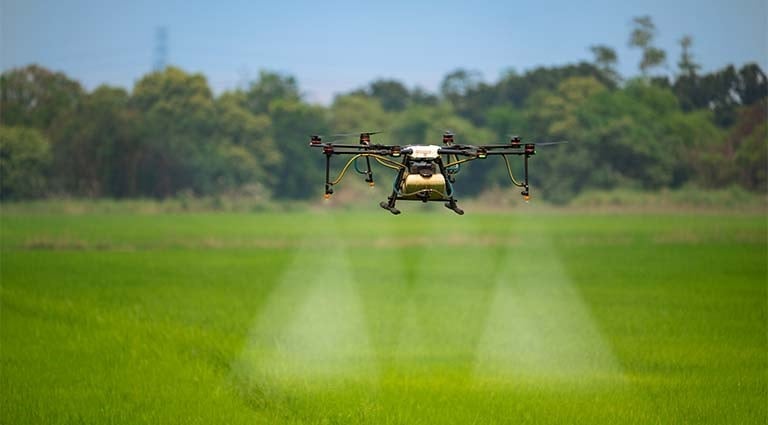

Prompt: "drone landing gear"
[380,198,464,216]
[379,201,401,215]
[444,199,464,215]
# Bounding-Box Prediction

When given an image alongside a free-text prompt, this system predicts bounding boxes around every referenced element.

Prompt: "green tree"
[496,62,615,109]
[440,69,482,105]
[268,99,329,199]
[732,102,767,191]
[410,87,439,107]
[662,109,725,186]
[527,76,607,137]
[589,44,621,83]
[50,85,140,197]
[736,64,768,106]
[524,77,609,202]
[0,126,51,199]
[582,81,681,188]
[677,35,700,77]
[367,79,410,112]
[243,71,301,115]
[699,65,741,126]
[329,94,391,134]
[735,121,767,192]
[532,79,703,202]
[486,105,528,140]
[629,16,667,76]
[0,65,83,131]
[671,36,702,111]
[131,67,218,197]
[215,92,279,187]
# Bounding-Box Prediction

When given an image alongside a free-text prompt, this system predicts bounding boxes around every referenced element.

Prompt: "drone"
[309,131,565,215]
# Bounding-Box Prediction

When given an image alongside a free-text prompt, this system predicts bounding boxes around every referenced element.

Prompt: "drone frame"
[309,132,545,215]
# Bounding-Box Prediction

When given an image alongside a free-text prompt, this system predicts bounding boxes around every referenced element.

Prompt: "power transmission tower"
[153,27,168,71]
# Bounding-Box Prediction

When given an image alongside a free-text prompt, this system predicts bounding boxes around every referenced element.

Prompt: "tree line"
[1,17,765,203]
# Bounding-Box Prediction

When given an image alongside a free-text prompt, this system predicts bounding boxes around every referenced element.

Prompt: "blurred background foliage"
[1,17,765,204]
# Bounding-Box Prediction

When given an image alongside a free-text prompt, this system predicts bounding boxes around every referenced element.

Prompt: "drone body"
[397,145,446,201]
[310,132,562,215]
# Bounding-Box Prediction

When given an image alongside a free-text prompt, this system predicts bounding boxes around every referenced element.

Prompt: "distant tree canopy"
[1,16,765,202]
[0,126,51,200]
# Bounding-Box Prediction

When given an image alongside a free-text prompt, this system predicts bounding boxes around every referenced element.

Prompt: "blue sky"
[2,0,766,103]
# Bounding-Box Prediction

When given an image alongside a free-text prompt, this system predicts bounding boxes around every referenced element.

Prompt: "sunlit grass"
[1,210,765,423]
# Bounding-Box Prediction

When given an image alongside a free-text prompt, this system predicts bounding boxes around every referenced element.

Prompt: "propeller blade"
[331,131,384,137]
[534,141,569,146]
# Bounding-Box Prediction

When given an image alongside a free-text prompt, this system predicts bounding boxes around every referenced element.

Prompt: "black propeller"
[330,131,384,138]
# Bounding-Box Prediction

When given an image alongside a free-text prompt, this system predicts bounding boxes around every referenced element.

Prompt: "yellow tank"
[400,172,447,200]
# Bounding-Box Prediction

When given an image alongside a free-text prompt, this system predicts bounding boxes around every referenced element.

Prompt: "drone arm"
[437,148,474,156]
[442,142,538,156]
[364,156,374,186]
[310,142,374,149]
[311,143,403,153]
[324,152,333,198]
[521,154,530,200]
[318,147,399,157]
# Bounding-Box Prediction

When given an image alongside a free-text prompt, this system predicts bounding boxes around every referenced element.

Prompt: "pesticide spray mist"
[231,213,377,396]
[232,210,623,406]
[473,234,624,388]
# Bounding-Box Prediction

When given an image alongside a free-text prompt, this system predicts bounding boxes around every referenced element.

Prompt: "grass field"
[1,207,766,424]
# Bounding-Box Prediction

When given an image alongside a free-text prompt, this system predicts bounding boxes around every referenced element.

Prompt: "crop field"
[1,208,766,424]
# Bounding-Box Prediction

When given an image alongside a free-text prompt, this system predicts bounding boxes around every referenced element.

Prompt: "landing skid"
[444,201,464,215]
[379,201,401,215]
[380,198,464,215]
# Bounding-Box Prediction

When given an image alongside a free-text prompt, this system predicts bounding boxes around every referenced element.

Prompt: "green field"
[1,208,766,424]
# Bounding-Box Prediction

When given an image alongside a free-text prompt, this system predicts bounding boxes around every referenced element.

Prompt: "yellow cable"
[329,155,360,185]
[330,154,405,186]
[397,188,450,198]
[445,157,477,168]
[502,155,525,187]
[371,155,407,170]
[374,157,403,171]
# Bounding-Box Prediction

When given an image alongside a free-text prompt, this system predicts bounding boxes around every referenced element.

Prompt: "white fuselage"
[406,145,441,160]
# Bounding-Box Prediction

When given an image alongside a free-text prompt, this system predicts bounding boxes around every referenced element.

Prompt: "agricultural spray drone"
[309,131,565,215]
